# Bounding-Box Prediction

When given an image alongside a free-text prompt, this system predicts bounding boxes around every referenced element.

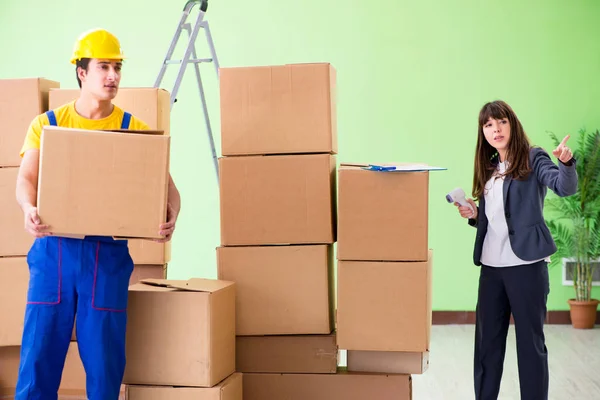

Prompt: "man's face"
[79,59,122,100]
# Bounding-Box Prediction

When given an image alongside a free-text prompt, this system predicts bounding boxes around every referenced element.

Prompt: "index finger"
[559,134,570,147]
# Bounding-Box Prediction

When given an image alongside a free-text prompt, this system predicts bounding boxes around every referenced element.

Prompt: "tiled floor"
[340,324,600,399]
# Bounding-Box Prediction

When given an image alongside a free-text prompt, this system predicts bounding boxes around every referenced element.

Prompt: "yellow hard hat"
[70,28,125,64]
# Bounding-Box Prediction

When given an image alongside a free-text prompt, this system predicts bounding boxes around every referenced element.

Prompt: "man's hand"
[552,135,573,164]
[17,150,48,238]
[24,205,51,238]
[155,203,177,243]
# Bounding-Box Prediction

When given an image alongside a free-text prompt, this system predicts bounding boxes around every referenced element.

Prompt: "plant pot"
[568,299,600,329]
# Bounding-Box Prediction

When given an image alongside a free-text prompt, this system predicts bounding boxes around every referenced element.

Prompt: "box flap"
[139,278,234,293]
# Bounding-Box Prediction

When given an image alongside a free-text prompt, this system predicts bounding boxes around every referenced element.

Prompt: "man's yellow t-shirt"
[20,100,150,157]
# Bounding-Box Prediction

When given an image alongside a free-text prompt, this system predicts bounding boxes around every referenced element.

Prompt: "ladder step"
[165,58,213,65]
[155,0,220,184]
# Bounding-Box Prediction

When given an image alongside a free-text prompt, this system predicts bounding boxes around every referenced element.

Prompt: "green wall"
[1,0,598,311]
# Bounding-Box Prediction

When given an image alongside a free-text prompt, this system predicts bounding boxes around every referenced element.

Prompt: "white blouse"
[480,161,548,267]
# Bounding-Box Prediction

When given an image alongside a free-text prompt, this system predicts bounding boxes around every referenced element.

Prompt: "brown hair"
[75,58,91,88]
[472,100,532,200]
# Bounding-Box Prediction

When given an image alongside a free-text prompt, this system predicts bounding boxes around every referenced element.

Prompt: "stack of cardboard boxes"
[336,162,434,398]
[0,79,173,398]
[215,63,421,399]
[0,78,88,397]
[121,277,242,399]
[216,63,341,398]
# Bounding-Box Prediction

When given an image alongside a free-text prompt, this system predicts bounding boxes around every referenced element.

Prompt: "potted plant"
[545,128,600,329]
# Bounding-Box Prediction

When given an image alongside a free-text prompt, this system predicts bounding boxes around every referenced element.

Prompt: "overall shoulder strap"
[121,112,132,130]
[45,110,57,126]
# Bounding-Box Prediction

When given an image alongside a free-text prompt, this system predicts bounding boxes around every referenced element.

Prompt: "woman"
[455,100,578,400]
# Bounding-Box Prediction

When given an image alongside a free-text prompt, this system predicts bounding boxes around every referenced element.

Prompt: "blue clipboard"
[361,164,447,172]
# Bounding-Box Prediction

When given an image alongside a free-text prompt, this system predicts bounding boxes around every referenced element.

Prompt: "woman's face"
[482,117,511,153]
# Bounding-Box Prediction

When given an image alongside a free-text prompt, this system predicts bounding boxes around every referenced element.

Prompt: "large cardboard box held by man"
[217,244,335,335]
[48,87,172,260]
[0,78,60,167]
[37,126,170,239]
[123,278,236,387]
[219,63,337,156]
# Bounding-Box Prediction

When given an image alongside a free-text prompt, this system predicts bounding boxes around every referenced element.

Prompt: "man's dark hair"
[75,58,91,88]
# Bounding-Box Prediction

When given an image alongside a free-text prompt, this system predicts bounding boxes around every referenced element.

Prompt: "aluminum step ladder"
[154,0,220,183]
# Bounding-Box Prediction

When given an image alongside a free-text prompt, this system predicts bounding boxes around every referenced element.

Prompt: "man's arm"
[167,174,181,219]
[16,150,50,237]
[129,116,181,242]
[156,173,181,242]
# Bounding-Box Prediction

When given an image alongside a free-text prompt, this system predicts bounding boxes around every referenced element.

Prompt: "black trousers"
[474,260,550,400]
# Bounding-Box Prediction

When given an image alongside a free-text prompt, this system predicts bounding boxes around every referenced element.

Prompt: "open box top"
[129,278,235,293]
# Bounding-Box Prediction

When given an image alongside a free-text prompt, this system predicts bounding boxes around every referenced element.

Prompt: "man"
[14,28,181,399]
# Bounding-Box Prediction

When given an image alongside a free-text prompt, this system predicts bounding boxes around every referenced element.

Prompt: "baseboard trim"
[432,311,600,325]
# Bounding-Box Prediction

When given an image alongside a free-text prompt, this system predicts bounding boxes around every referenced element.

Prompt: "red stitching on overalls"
[27,238,62,305]
[92,240,126,312]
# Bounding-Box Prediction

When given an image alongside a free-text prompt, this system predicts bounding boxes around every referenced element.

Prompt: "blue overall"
[15,110,134,400]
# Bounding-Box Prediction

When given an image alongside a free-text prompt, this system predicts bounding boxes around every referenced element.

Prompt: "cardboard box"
[126,373,242,400]
[37,126,170,239]
[128,239,171,265]
[0,343,89,396]
[123,278,236,387]
[0,78,60,167]
[236,334,337,374]
[130,264,167,284]
[49,88,171,135]
[220,63,337,156]
[337,164,429,261]
[217,245,334,335]
[336,251,433,352]
[0,257,28,346]
[347,350,429,375]
[243,369,412,400]
[219,154,336,245]
[0,167,34,256]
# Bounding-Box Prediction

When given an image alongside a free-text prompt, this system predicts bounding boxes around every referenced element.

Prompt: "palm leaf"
[581,130,600,204]
[545,128,600,301]
[547,219,574,256]
[546,195,581,221]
